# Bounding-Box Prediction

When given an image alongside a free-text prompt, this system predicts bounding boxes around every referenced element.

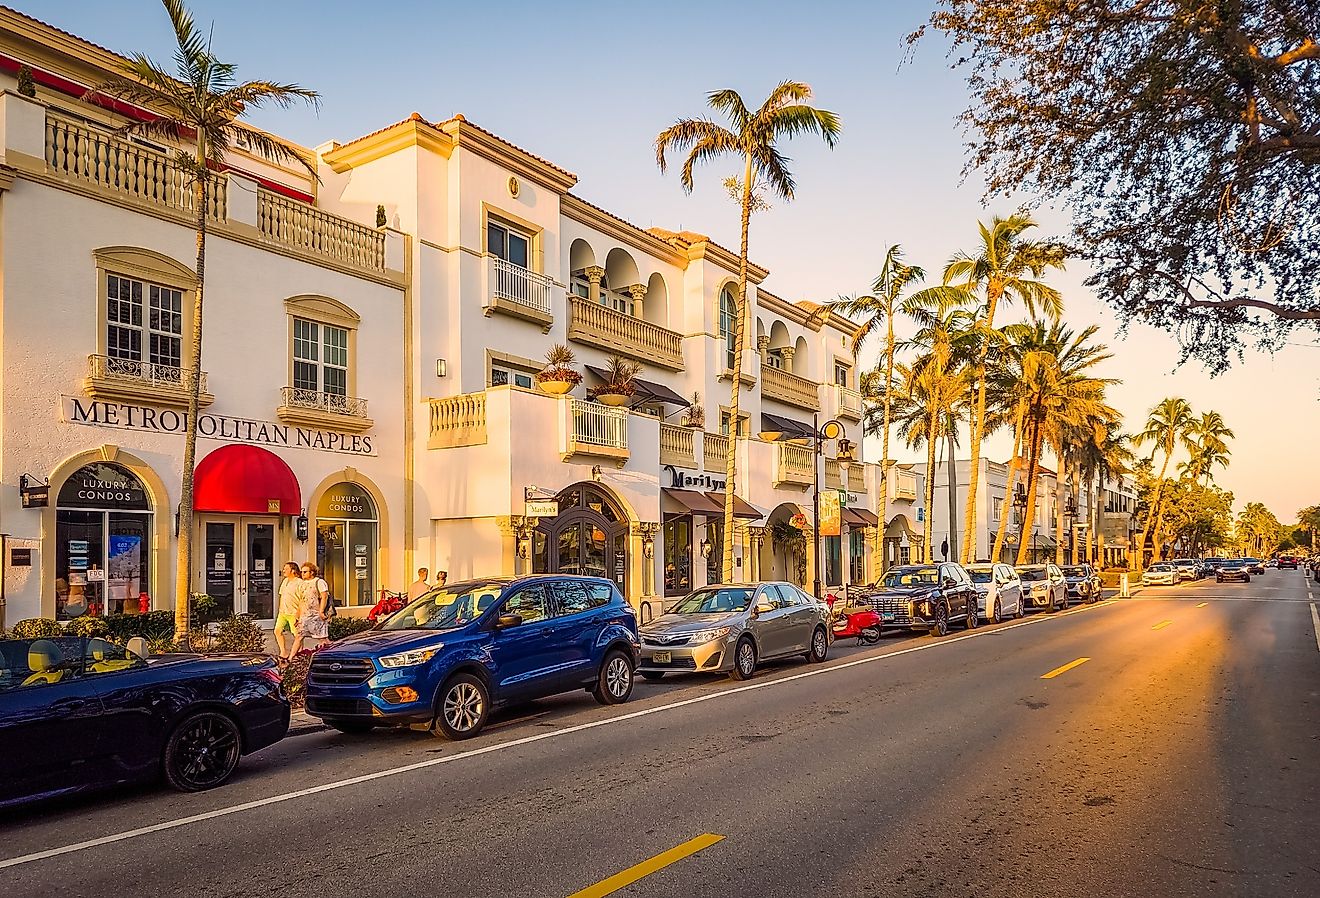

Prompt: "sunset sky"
[27,0,1319,521]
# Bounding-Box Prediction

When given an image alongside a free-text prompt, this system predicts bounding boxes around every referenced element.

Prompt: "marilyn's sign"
[61,396,376,457]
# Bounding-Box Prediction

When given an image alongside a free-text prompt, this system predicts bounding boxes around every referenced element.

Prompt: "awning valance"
[661,488,723,516]
[704,492,763,520]
[843,507,880,527]
[759,412,815,442]
[586,366,689,407]
[194,445,301,514]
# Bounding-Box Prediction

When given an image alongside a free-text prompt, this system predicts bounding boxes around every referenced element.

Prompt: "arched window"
[55,462,154,619]
[719,287,738,370]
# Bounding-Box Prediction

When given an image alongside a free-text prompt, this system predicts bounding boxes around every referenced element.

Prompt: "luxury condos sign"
[60,397,376,457]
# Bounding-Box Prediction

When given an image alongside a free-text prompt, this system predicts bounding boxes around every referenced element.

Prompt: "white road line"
[1311,603,1320,654]
[0,599,1118,871]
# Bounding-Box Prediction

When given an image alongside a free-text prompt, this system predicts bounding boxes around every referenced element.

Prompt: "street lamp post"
[1064,496,1077,564]
[1012,483,1028,564]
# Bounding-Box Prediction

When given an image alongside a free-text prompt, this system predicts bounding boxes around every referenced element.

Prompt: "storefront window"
[706,520,724,586]
[849,529,867,584]
[663,516,692,596]
[315,482,378,606]
[824,535,842,587]
[55,462,153,619]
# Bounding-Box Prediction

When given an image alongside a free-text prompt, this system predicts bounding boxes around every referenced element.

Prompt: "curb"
[288,712,327,737]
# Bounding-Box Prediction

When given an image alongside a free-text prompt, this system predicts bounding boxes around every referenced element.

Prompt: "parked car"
[858,563,980,637]
[0,637,289,808]
[1141,563,1180,587]
[965,563,1024,622]
[305,576,639,740]
[1171,558,1200,581]
[1018,563,1069,612]
[1242,558,1266,575]
[1216,561,1251,583]
[1277,557,1297,570]
[1060,564,1103,602]
[638,582,830,681]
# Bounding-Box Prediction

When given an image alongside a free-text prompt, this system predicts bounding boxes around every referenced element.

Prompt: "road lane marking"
[1195,602,1208,608]
[1152,620,1174,631]
[1040,657,1090,679]
[566,833,724,897]
[1311,604,1320,653]
[0,598,1120,871]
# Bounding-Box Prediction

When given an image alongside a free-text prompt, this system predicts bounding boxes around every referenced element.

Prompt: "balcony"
[277,387,373,433]
[567,295,684,371]
[762,366,821,412]
[775,442,814,488]
[703,432,730,471]
[848,465,866,493]
[836,384,863,420]
[485,257,554,328]
[893,471,918,501]
[429,393,488,449]
[83,354,213,409]
[660,423,696,468]
[563,398,629,462]
[257,190,385,272]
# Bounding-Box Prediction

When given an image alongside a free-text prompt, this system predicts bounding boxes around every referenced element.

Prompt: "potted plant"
[683,392,706,429]
[534,344,583,395]
[588,356,642,407]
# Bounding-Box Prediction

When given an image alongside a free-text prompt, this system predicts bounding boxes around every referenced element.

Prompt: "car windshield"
[1149,564,1173,571]
[1019,568,1047,582]
[1243,558,1261,564]
[1060,567,1087,577]
[880,567,940,588]
[967,568,994,584]
[1174,559,1194,565]
[670,587,754,614]
[381,582,505,631]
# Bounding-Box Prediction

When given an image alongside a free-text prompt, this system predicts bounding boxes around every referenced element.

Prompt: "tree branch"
[1276,38,1319,66]
[1187,296,1320,320]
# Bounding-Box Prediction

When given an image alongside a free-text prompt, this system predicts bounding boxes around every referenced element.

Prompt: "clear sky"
[21,0,1318,522]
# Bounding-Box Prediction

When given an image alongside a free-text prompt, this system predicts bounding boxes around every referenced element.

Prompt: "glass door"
[245,521,276,620]
[204,521,237,618]
[201,517,279,620]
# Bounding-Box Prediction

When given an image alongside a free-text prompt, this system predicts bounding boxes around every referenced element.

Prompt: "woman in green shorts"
[274,562,302,660]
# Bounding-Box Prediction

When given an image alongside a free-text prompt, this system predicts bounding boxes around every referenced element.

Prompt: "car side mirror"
[943,578,957,589]
[496,613,524,630]
[753,601,773,616]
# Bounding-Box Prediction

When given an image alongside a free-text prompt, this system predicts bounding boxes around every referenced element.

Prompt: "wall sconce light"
[18,474,49,508]
[296,509,309,542]
[517,540,529,559]
[591,464,602,482]
[436,358,448,377]
[700,537,713,558]
[642,536,655,559]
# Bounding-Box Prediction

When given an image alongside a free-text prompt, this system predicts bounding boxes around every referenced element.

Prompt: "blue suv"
[304,575,639,739]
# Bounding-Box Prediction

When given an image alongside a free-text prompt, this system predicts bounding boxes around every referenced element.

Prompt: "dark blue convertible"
[0,636,289,808]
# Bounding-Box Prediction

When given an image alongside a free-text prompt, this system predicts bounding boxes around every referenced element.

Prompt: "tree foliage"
[1236,501,1287,555]
[916,1,1320,371]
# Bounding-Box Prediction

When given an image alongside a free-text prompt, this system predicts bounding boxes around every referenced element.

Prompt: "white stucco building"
[0,9,896,628]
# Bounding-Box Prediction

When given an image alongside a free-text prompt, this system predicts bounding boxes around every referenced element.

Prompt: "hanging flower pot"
[534,344,583,396]
[537,379,574,396]
[593,391,630,407]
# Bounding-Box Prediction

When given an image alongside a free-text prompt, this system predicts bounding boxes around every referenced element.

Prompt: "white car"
[966,563,1024,622]
[1142,563,1179,586]
[1018,563,1069,612]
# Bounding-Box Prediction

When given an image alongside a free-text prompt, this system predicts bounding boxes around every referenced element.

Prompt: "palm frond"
[764,103,841,150]
[706,89,751,130]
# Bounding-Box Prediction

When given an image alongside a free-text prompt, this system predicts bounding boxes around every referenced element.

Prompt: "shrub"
[586,356,642,399]
[16,64,35,98]
[328,617,373,641]
[100,610,175,643]
[10,618,60,639]
[211,615,266,653]
[281,646,323,709]
[64,616,111,638]
[534,343,584,386]
[375,204,387,227]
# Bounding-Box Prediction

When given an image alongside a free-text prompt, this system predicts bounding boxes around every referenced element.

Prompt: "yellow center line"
[1152,620,1174,630]
[1041,657,1090,679]
[1195,602,1208,608]
[567,833,725,898]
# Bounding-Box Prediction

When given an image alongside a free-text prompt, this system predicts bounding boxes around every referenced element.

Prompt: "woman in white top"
[292,561,331,653]
[274,562,302,661]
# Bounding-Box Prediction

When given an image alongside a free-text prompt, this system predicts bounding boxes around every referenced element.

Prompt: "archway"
[644,271,668,327]
[767,321,791,371]
[761,502,807,586]
[533,483,631,594]
[885,513,921,568]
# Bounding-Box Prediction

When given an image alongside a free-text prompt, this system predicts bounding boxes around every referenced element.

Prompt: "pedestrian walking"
[292,562,330,653]
[274,562,302,661]
[408,567,430,600]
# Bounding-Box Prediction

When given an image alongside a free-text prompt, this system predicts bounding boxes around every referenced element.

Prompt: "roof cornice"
[321,116,453,173]
[440,116,578,194]
[561,194,688,267]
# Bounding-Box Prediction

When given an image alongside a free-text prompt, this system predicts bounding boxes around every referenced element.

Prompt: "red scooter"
[826,591,883,645]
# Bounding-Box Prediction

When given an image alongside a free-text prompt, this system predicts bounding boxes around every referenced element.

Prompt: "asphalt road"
[2,572,1318,897]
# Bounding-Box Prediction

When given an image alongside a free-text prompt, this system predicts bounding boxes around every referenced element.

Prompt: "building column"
[748,526,766,582]
[864,525,879,584]
[780,345,796,375]
[583,265,605,304]
[626,283,647,318]
[756,335,771,365]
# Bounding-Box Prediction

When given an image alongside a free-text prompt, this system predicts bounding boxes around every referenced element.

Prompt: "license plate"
[652,651,671,664]
[882,613,895,621]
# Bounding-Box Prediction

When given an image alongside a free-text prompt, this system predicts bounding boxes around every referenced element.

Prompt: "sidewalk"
[289,708,325,737]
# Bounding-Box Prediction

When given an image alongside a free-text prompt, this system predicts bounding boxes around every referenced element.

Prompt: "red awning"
[194,445,301,514]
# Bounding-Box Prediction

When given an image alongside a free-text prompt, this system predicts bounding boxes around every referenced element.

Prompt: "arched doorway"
[761,502,808,586]
[54,461,154,619]
[315,482,379,608]
[533,484,629,593]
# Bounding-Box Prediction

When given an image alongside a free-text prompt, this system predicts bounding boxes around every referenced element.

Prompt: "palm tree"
[1132,397,1196,569]
[656,82,840,578]
[90,0,319,641]
[922,214,1066,563]
[1185,411,1234,486]
[813,246,924,567]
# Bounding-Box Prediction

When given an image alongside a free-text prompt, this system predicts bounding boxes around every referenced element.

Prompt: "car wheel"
[729,637,758,680]
[931,603,950,637]
[593,650,635,705]
[433,673,489,740]
[806,626,829,663]
[325,718,374,734]
[1060,590,1070,610]
[162,710,242,793]
[991,599,1002,624]
[1244,575,1251,582]
[965,600,979,630]
[1015,596,1025,619]
[640,670,665,682]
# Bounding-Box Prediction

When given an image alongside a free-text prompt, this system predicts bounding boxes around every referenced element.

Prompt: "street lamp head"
[820,419,845,442]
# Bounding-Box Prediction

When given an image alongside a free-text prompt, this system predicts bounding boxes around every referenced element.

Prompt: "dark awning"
[586,366,689,407]
[843,507,880,527]
[759,412,815,441]
[704,492,764,520]
[661,488,723,516]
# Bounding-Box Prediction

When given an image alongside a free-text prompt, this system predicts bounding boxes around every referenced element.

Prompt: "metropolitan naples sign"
[60,396,376,457]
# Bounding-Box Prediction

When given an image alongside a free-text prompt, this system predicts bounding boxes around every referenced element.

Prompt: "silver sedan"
[638,582,832,681]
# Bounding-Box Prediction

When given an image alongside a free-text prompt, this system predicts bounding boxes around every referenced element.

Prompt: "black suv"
[860,562,980,637]
[1060,564,1102,602]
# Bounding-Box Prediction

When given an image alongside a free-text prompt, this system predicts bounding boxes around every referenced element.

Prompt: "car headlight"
[379,643,445,669]
[687,627,732,644]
